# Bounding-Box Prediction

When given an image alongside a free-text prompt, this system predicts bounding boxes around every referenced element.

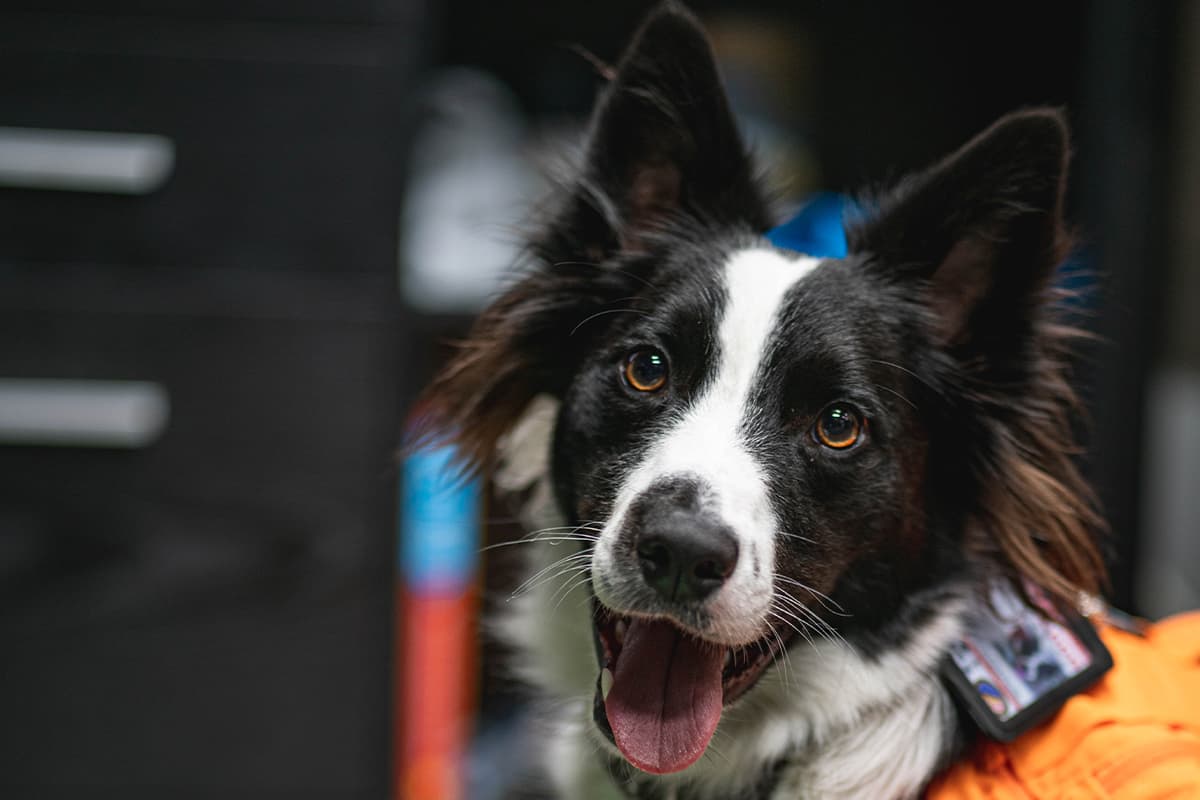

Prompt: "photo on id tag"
[941,580,1113,742]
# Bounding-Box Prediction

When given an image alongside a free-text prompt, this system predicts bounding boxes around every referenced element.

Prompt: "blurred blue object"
[400,444,483,594]
[767,192,851,258]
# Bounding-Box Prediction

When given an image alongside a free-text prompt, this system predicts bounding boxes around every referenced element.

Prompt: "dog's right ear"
[542,1,772,260]
[417,2,768,470]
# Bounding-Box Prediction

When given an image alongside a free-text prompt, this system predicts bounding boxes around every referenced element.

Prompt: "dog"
[418,3,1112,797]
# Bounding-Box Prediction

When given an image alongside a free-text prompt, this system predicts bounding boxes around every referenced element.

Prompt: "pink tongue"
[604,618,725,775]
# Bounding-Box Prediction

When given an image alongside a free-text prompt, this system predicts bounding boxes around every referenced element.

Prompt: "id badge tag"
[941,581,1112,742]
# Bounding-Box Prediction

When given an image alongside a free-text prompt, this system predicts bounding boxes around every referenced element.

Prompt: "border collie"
[420,3,1105,797]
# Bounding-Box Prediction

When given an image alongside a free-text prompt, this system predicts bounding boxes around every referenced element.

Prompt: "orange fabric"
[926,612,1200,799]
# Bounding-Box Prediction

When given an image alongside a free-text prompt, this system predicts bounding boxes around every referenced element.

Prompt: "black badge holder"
[941,580,1113,742]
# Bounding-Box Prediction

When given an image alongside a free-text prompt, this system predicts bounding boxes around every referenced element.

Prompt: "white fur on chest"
[498,543,964,800]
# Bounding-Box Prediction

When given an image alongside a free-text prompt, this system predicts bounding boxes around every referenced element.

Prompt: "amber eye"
[624,349,668,392]
[814,404,863,450]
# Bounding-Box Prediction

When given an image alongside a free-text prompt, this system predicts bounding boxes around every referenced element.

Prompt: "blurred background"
[0,1,1196,798]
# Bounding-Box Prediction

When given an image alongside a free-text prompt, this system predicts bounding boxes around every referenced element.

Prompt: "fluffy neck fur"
[492,396,969,800]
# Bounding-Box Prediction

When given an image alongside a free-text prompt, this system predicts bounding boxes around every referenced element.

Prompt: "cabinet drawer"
[0,270,404,794]
[0,15,423,273]
[0,270,403,560]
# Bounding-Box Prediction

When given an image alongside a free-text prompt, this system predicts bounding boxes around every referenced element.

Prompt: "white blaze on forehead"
[714,248,820,413]
[594,247,821,644]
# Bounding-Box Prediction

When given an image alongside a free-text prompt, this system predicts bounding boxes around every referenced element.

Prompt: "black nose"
[636,514,739,603]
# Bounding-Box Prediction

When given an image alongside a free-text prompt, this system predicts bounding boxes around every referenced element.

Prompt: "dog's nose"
[636,514,739,603]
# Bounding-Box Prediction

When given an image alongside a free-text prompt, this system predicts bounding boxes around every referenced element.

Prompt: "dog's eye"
[814,404,863,450]
[624,349,668,392]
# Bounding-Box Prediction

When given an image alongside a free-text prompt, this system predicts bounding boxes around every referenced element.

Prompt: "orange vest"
[926,612,1200,799]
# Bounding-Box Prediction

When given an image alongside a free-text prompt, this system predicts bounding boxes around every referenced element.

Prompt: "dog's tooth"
[614,619,627,645]
[601,667,614,700]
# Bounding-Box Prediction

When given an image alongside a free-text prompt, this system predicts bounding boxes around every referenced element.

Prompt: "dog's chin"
[589,598,794,776]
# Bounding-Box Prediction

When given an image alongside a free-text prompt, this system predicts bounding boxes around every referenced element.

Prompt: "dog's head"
[420,2,1105,777]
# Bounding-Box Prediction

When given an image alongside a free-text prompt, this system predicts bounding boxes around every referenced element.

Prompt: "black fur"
[423,3,1103,797]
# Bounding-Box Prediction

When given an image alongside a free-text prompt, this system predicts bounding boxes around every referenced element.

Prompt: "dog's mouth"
[591,601,793,775]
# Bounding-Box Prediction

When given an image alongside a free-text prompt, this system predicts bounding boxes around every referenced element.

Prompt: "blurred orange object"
[396,590,479,800]
[394,440,483,800]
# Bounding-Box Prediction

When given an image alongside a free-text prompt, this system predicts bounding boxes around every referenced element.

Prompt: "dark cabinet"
[0,4,423,797]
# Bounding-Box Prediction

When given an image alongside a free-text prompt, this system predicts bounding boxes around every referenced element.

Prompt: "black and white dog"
[421,3,1105,797]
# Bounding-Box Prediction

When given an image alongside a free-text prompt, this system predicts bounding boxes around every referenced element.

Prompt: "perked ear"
[848,109,1071,350]
[541,1,772,261]
[852,110,1107,603]
[419,2,765,469]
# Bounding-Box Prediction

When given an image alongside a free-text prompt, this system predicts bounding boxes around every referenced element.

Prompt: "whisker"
[482,522,603,553]
[570,307,648,337]
[482,535,598,553]
[775,596,851,653]
[768,607,820,663]
[767,622,793,690]
[772,575,850,617]
[510,551,594,599]
[544,569,591,609]
[871,381,919,411]
[865,358,946,401]
[772,592,846,645]
[768,603,814,641]
[702,738,731,767]
[550,571,595,611]
[776,530,819,547]
[551,261,660,292]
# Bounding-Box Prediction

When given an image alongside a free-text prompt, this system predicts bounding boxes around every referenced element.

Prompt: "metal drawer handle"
[0,126,175,194]
[0,378,169,448]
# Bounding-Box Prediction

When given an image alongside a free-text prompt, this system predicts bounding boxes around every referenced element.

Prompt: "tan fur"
[969,305,1108,605]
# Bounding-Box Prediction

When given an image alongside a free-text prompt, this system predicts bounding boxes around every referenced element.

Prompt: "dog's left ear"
[848,109,1071,351]
[851,110,1108,602]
